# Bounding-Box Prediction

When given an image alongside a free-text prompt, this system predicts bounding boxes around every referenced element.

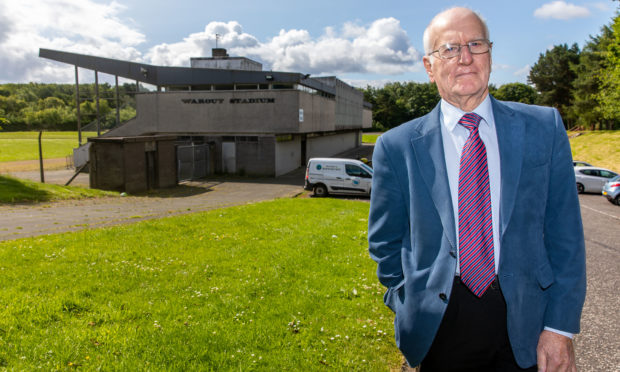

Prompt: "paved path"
[0,172,304,241]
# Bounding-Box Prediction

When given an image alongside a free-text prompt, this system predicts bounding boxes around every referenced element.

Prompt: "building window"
[191,85,212,91]
[214,84,235,91]
[235,84,259,90]
[237,136,259,143]
[259,84,269,90]
[272,84,294,89]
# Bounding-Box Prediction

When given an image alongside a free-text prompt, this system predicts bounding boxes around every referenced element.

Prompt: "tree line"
[363,12,619,131]
[0,82,138,131]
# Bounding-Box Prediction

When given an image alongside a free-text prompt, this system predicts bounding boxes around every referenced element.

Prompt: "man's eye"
[443,45,458,53]
[469,41,482,47]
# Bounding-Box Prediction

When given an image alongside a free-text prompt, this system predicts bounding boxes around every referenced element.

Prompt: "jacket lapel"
[491,97,524,238]
[410,104,457,249]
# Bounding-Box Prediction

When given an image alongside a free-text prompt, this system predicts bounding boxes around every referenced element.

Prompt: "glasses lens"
[439,44,460,58]
[468,40,489,54]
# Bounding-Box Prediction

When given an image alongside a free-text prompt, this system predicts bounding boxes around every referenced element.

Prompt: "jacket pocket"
[384,279,406,312]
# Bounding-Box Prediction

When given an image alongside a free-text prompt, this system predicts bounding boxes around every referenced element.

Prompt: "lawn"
[0,131,98,162]
[0,198,401,370]
[0,174,117,203]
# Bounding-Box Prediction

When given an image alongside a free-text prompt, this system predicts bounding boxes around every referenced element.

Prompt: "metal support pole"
[95,70,100,136]
[75,66,82,145]
[136,80,139,94]
[38,131,45,183]
[115,75,120,127]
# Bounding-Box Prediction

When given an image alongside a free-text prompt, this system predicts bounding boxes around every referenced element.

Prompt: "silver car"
[602,175,620,205]
[575,166,618,194]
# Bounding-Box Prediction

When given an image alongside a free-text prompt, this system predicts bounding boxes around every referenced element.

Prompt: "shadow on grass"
[0,175,53,203]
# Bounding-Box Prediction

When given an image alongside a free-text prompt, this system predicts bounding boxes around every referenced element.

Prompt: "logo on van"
[316,164,322,170]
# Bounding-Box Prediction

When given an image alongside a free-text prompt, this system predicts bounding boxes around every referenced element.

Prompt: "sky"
[0,0,617,88]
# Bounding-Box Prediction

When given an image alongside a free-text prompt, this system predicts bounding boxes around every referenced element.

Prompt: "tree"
[596,13,620,128]
[571,22,614,130]
[492,83,539,104]
[528,43,580,126]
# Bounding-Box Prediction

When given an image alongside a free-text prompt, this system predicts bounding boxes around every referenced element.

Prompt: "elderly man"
[368,7,586,372]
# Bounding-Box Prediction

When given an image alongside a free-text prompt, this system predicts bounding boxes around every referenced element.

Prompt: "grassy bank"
[0,175,116,203]
[569,130,619,172]
[0,198,399,370]
[364,130,619,171]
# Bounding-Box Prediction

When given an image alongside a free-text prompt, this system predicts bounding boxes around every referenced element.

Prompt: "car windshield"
[610,175,620,182]
[360,163,373,174]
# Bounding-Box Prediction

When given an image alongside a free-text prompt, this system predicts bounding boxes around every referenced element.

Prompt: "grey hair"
[422,7,490,56]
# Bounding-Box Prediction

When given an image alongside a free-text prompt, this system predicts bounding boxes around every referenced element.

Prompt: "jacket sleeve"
[542,109,587,333]
[368,135,409,289]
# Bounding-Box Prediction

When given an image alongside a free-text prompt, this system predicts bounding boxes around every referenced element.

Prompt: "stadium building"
[39,48,372,192]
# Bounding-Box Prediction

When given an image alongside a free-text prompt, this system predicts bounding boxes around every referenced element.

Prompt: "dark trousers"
[420,277,537,372]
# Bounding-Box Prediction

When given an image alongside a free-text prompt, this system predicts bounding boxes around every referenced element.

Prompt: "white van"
[304,158,373,197]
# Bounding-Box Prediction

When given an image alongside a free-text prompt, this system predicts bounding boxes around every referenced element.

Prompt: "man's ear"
[423,56,435,83]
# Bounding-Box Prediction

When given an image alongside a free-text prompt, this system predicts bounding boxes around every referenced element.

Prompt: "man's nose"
[458,45,474,64]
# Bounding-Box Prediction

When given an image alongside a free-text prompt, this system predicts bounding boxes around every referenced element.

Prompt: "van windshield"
[360,163,373,174]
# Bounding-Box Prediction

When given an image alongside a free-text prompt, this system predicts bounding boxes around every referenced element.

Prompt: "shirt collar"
[440,94,494,132]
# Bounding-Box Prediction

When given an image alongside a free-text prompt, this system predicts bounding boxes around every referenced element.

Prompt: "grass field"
[0,198,401,370]
[0,132,98,162]
[0,175,117,203]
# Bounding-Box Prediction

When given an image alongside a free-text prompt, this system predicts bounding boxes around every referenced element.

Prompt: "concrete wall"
[275,136,301,176]
[89,136,177,193]
[306,132,359,161]
[106,88,366,138]
[362,108,373,129]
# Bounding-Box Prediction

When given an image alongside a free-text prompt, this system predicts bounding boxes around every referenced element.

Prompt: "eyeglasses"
[429,39,493,59]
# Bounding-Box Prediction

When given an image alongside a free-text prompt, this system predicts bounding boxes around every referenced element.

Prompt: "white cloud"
[0,0,420,83]
[534,1,591,20]
[514,64,531,77]
[0,0,145,83]
[147,17,420,76]
[145,21,259,67]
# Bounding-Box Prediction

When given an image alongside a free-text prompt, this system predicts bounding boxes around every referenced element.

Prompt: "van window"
[346,164,371,178]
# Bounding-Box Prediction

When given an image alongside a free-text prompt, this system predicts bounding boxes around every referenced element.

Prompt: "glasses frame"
[429,39,493,59]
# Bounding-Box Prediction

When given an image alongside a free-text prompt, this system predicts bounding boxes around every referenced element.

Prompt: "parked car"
[304,158,372,197]
[573,160,593,167]
[574,166,618,194]
[602,175,620,205]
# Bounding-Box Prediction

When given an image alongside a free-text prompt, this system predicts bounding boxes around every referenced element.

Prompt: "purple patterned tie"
[458,112,495,297]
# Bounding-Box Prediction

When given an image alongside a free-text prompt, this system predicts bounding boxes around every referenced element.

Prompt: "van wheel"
[313,184,328,197]
[576,183,584,194]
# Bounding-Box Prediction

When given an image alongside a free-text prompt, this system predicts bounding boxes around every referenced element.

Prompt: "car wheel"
[614,195,620,206]
[576,183,585,194]
[313,184,328,197]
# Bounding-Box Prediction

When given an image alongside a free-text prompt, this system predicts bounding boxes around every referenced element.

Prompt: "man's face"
[423,11,491,108]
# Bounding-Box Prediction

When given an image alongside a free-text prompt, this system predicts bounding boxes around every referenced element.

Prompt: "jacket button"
[449,250,457,258]
[439,293,447,301]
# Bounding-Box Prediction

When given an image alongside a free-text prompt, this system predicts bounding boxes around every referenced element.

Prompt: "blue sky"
[0,0,617,87]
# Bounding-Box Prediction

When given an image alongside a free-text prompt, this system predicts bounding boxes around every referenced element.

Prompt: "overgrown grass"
[569,130,620,172]
[0,131,98,162]
[0,198,400,370]
[0,175,117,203]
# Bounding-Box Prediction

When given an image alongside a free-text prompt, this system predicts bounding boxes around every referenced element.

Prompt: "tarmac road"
[573,193,620,372]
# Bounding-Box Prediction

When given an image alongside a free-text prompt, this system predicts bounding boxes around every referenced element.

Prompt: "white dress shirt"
[438,95,573,339]
[439,95,501,275]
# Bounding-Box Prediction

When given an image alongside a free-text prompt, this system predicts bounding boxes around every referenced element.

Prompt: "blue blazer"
[368,97,586,368]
